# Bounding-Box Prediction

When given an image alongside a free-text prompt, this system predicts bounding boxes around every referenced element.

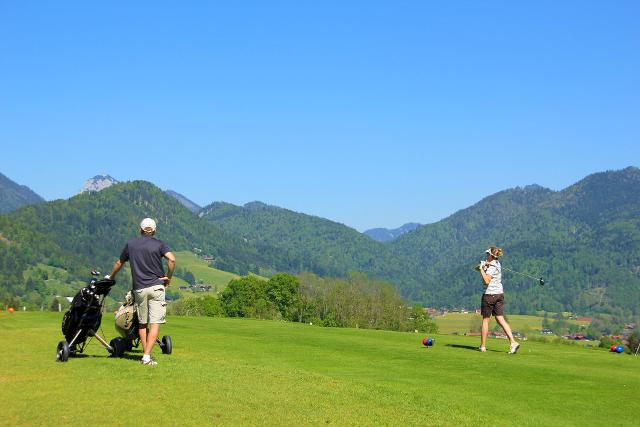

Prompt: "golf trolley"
[112,291,172,357]
[56,270,120,362]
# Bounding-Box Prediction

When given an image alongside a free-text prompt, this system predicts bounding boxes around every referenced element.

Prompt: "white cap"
[140,218,157,232]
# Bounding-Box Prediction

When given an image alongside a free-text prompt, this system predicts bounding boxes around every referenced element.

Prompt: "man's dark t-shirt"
[119,236,171,290]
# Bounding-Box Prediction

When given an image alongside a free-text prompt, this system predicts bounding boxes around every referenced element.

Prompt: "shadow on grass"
[445,344,502,353]
[67,349,144,362]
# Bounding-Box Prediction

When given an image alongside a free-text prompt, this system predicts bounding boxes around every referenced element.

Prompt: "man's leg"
[138,325,148,351]
[480,317,490,349]
[144,323,160,355]
[143,285,166,359]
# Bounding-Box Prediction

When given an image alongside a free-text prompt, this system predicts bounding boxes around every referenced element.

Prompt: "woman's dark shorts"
[481,293,505,318]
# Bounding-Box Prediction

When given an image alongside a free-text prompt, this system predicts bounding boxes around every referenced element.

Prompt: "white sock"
[142,354,151,362]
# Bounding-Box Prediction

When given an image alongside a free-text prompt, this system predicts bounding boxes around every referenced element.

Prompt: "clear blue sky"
[1,1,638,231]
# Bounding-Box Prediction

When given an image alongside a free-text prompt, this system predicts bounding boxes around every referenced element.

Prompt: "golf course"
[1,312,638,426]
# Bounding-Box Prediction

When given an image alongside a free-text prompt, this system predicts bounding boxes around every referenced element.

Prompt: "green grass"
[436,313,590,335]
[1,312,638,426]
[173,250,239,292]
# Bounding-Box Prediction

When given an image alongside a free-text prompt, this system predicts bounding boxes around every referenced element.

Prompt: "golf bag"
[56,271,121,362]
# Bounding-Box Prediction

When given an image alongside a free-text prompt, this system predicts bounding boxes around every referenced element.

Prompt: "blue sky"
[1,1,638,231]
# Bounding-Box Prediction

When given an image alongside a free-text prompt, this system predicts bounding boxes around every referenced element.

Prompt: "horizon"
[3,164,637,232]
[2,2,638,230]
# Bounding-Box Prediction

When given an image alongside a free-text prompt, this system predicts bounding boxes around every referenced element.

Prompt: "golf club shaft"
[502,266,539,281]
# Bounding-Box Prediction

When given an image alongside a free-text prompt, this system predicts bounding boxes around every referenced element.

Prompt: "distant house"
[576,317,593,322]
[567,333,586,340]
[203,256,214,261]
[541,328,554,335]
[422,307,439,316]
[188,284,213,292]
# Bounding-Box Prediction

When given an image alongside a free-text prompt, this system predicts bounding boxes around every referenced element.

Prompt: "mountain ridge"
[1,166,639,316]
[0,172,45,214]
[364,223,422,242]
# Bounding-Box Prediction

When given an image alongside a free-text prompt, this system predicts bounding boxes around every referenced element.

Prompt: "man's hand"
[159,276,171,287]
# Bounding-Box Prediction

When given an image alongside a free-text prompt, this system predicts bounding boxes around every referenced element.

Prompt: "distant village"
[178,284,215,293]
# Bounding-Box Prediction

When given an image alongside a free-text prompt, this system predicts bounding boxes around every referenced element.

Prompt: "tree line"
[169,272,438,334]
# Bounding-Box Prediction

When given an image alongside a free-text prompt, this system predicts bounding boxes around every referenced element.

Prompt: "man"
[475,246,520,354]
[108,218,176,365]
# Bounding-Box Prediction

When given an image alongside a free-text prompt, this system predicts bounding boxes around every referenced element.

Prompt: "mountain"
[199,201,414,282]
[166,190,202,214]
[1,167,639,316]
[80,174,119,193]
[0,172,45,214]
[0,181,290,303]
[201,168,640,315]
[364,223,421,242]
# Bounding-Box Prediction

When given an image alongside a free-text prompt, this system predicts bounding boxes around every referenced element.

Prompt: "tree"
[183,270,196,285]
[265,273,301,321]
[410,305,438,333]
[627,331,640,355]
[220,276,269,317]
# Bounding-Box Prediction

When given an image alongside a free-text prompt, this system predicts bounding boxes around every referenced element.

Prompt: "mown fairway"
[1,312,638,426]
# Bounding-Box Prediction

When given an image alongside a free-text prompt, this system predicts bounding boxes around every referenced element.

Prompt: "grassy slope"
[174,250,239,291]
[1,312,638,426]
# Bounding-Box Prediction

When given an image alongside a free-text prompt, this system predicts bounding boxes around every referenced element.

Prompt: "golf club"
[502,266,545,287]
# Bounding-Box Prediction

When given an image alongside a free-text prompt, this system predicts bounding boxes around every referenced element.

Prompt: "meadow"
[1,312,638,426]
[172,251,239,292]
[435,313,591,335]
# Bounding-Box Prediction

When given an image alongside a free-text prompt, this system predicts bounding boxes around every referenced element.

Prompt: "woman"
[475,246,520,354]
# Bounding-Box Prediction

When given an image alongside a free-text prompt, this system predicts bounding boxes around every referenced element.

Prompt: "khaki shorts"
[134,285,166,324]
[481,293,504,318]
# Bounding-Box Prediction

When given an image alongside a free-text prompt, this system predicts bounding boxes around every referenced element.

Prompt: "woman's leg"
[481,317,490,349]
[495,315,516,345]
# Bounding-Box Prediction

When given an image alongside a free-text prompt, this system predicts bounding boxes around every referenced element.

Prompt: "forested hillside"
[1,168,639,316]
[0,182,284,304]
[0,172,45,214]
[199,201,415,284]
[390,167,640,316]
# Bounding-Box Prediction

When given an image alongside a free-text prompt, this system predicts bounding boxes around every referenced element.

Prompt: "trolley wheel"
[57,341,70,362]
[109,337,125,358]
[160,335,172,355]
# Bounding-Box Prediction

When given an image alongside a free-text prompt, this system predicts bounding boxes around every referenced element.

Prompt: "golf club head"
[539,278,545,287]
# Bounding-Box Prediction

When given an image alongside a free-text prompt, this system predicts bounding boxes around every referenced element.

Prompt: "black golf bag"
[56,271,120,362]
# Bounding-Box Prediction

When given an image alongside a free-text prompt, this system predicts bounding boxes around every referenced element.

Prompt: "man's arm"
[159,251,176,286]
[108,259,124,280]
